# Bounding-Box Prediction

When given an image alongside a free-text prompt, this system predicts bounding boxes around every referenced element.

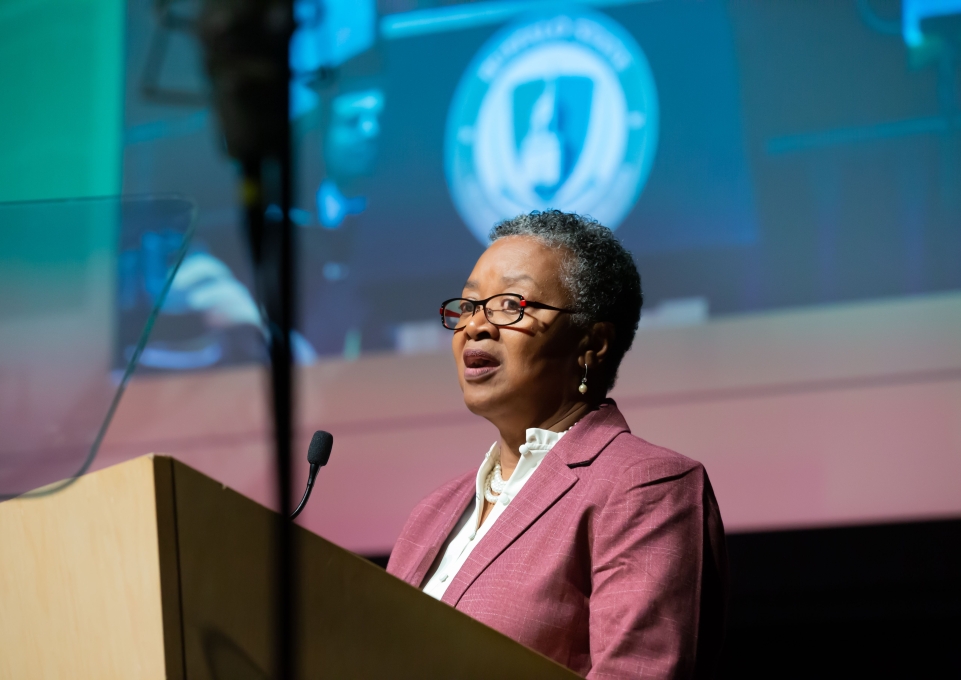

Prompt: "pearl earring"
[578,364,588,394]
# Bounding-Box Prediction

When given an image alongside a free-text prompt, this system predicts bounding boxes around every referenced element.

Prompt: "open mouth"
[462,349,501,381]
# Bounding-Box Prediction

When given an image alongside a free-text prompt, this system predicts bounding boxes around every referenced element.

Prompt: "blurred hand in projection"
[170,253,261,328]
[169,253,318,364]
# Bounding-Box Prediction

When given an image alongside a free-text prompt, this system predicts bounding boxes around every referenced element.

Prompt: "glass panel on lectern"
[0,195,196,499]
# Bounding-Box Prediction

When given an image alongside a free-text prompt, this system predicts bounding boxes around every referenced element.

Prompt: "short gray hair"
[490,210,642,393]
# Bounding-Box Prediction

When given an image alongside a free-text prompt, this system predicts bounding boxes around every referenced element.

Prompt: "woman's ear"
[577,322,615,369]
[590,322,616,367]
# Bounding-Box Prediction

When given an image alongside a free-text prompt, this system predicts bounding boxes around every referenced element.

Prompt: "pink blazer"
[387,401,727,679]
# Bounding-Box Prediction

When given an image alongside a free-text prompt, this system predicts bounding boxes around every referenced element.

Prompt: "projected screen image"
[121,0,960,370]
[108,0,961,550]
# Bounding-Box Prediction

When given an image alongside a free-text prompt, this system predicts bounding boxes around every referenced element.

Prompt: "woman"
[387,211,727,679]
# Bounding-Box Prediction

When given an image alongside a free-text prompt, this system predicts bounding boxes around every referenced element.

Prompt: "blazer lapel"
[555,399,631,467]
[404,480,476,587]
[439,401,631,607]
[440,452,578,607]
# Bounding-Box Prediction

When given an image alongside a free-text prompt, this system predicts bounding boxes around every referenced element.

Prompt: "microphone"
[290,430,333,520]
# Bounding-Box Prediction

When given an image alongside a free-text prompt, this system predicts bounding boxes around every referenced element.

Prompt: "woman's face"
[452,236,586,428]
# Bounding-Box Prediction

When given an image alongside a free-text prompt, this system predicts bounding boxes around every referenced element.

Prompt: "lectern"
[0,455,579,679]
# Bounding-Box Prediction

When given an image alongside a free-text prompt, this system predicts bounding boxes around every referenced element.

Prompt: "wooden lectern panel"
[0,456,183,680]
[0,456,579,679]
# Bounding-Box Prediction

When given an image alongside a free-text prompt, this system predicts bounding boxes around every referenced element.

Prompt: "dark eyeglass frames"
[439,293,574,330]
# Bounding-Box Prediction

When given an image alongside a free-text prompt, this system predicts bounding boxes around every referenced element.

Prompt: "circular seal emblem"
[445,8,659,244]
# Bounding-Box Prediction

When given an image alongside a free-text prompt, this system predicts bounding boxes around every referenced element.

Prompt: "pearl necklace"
[484,426,576,504]
[483,462,508,504]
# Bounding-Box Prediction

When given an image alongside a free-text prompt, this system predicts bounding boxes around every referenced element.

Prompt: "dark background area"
[718,518,961,678]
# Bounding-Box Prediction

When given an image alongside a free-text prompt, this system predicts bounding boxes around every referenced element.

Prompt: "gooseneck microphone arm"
[290,468,317,520]
[291,430,334,520]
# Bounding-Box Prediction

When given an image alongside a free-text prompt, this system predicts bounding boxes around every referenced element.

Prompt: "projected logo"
[446,9,659,243]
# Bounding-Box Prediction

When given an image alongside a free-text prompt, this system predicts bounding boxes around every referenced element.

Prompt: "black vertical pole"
[265,137,297,680]
[198,0,297,676]
[245,152,296,680]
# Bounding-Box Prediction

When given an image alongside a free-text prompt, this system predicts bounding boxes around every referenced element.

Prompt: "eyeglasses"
[439,293,574,330]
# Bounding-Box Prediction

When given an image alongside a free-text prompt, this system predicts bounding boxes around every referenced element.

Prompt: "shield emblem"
[445,8,659,244]
[512,77,594,200]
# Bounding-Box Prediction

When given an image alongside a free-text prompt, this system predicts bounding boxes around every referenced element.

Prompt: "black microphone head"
[307,430,333,467]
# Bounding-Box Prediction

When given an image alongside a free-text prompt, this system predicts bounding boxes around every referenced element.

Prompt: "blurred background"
[1,0,959,676]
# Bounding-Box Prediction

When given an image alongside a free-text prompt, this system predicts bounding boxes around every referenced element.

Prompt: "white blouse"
[421,427,566,600]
